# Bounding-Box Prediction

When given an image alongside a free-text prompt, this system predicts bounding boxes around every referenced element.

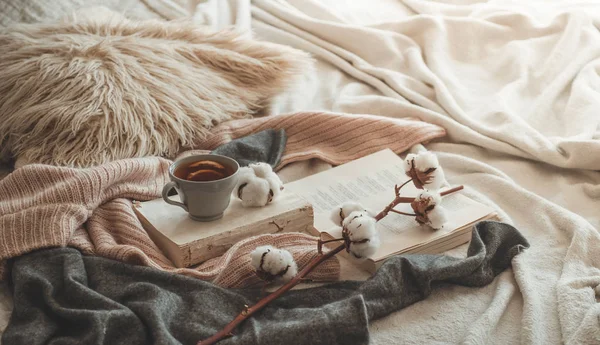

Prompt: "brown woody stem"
[197,244,345,345]
[317,238,344,254]
[440,185,464,196]
[389,209,416,216]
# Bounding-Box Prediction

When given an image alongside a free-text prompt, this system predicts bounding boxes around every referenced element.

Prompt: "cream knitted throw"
[0,111,445,287]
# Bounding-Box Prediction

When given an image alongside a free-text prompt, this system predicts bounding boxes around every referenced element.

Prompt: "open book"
[285,149,497,273]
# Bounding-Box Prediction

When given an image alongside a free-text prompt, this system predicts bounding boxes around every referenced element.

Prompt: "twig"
[317,238,344,254]
[197,244,345,345]
[397,178,413,192]
[389,209,416,216]
[374,179,415,221]
[440,185,464,196]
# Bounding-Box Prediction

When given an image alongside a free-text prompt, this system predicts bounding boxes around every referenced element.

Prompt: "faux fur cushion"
[0,12,311,167]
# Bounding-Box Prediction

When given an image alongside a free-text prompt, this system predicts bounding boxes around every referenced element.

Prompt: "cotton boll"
[413,151,439,172]
[426,168,446,191]
[349,232,381,259]
[342,211,380,259]
[412,191,447,229]
[249,162,273,179]
[236,163,284,206]
[405,151,448,190]
[427,205,447,229]
[277,250,298,282]
[342,211,377,238]
[264,172,284,199]
[250,245,297,282]
[250,245,275,271]
[235,173,271,207]
[237,166,255,178]
[413,152,446,190]
[416,190,441,206]
[403,153,418,173]
[330,201,366,226]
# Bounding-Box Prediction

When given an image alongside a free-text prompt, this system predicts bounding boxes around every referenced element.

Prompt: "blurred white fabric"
[1,1,600,344]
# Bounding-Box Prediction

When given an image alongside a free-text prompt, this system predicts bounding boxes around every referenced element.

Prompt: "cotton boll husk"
[427,206,447,229]
[249,162,273,179]
[235,173,270,207]
[330,201,366,226]
[416,190,441,205]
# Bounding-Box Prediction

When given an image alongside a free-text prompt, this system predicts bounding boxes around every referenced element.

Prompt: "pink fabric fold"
[0,111,445,286]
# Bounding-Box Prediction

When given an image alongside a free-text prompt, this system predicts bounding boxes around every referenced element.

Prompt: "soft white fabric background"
[2,1,600,344]
[240,1,600,343]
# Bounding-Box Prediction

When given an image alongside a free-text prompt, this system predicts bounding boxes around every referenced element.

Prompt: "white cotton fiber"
[416,190,441,206]
[405,152,447,191]
[342,211,380,259]
[330,201,366,226]
[413,151,439,171]
[250,245,275,271]
[415,191,447,229]
[237,166,255,178]
[427,206,447,230]
[235,164,284,207]
[249,162,273,178]
[235,173,271,207]
[403,153,417,173]
[426,169,446,191]
[250,245,298,282]
[264,173,284,198]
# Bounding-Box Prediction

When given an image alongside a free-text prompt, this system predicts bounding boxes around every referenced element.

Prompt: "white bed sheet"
[2,1,600,344]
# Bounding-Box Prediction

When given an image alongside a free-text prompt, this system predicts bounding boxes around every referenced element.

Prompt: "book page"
[285,149,495,261]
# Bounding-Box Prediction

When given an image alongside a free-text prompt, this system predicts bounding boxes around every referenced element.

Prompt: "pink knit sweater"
[0,111,445,286]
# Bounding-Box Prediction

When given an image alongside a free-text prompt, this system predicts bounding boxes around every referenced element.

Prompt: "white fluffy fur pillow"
[0,12,311,167]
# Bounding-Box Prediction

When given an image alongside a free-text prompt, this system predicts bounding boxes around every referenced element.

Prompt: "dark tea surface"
[174,160,233,182]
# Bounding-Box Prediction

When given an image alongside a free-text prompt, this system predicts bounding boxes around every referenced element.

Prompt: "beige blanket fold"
[0,112,445,287]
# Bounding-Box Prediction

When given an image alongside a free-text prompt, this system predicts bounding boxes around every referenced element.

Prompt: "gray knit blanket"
[2,221,528,345]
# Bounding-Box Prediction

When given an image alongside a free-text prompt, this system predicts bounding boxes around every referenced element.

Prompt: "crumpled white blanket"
[2,1,600,344]
[224,1,600,344]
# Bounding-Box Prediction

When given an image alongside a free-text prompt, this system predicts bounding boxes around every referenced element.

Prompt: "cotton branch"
[197,151,464,345]
[197,243,345,345]
[375,182,463,221]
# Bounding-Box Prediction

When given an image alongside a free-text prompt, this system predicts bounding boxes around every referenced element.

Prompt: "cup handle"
[162,181,188,212]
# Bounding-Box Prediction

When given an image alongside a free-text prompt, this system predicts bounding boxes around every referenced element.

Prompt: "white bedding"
[2,0,600,344]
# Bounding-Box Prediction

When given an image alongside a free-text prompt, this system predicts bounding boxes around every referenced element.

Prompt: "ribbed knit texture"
[0,159,339,286]
[184,111,446,170]
[0,111,445,285]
